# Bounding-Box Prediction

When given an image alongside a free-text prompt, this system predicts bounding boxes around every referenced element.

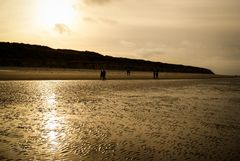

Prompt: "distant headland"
[0,42,214,74]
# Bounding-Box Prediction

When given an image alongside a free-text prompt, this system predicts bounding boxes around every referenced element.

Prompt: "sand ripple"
[0,79,240,160]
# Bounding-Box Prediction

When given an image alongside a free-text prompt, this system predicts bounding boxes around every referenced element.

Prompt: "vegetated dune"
[0,42,214,74]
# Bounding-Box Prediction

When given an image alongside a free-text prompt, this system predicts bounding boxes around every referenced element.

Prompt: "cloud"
[84,0,113,5]
[120,40,136,48]
[54,24,70,34]
[83,17,97,23]
[99,17,118,25]
[136,47,166,60]
[84,16,118,25]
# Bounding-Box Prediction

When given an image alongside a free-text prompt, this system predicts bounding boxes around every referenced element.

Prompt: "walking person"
[102,69,106,80]
[100,68,106,80]
[156,70,159,79]
[100,68,104,80]
[127,69,131,76]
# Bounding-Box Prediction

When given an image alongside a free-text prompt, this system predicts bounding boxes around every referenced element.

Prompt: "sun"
[37,0,75,29]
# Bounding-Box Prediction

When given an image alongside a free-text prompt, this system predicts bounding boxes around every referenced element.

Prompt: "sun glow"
[37,0,75,29]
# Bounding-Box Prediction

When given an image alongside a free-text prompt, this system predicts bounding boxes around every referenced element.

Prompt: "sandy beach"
[0,67,230,80]
[0,78,239,160]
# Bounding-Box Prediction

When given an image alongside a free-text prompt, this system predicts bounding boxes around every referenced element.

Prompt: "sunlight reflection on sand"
[39,81,65,153]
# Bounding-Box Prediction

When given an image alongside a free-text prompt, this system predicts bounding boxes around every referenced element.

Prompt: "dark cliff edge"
[0,42,214,74]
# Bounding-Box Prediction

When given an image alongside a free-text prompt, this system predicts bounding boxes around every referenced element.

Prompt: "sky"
[0,0,240,75]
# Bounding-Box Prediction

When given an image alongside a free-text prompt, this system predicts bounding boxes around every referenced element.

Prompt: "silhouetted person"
[127,69,131,76]
[102,69,106,80]
[156,70,159,79]
[100,68,106,80]
[153,69,159,79]
[100,68,104,80]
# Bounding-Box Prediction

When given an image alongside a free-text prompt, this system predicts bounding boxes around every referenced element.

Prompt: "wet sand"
[0,79,240,160]
[0,67,228,80]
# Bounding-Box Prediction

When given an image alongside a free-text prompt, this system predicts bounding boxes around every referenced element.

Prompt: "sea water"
[0,78,240,161]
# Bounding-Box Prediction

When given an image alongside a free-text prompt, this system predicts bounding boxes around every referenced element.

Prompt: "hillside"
[0,42,214,74]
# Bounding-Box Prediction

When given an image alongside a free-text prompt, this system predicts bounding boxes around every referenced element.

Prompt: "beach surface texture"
[0,78,239,160]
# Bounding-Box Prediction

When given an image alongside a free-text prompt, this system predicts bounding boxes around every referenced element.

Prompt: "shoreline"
[0,67,235,80]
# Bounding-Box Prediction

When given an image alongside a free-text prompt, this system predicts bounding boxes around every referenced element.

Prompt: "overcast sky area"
[0,0,240,75]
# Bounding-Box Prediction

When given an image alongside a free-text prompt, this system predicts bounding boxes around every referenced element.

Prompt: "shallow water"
[0,78,240,161]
